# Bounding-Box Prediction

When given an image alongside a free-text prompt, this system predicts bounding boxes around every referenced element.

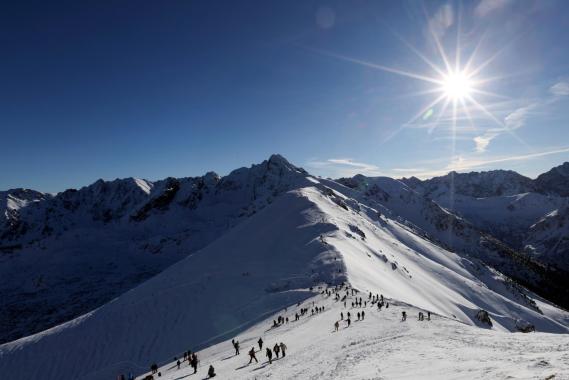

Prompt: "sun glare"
[442,71,473,101]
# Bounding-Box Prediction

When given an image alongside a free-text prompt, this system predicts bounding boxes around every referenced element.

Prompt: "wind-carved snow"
[1,172,569,380]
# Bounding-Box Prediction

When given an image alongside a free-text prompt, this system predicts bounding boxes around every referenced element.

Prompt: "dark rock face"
[535,162,569,197]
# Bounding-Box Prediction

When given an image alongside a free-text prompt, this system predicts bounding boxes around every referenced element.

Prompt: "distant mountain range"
[1,156,568,347]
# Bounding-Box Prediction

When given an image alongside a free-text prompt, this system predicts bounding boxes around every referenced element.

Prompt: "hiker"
[347,317,351,327]
[418,312,423,321]
[334,321,339,332]
[266,347,273,364]
[280,342,287,357]
[208,365,216,378]
[402,311,407,321]
[248,347,258,364]
[258,337,263,350]
[347,312,351,319]
[177,359,181,369]
[427,311,431,321]
[274,343,280,358]
[151,363,158,374]
[357,312,360,321]
[191,353,198,374]
[341,312,343,320]
[362,310,365,320]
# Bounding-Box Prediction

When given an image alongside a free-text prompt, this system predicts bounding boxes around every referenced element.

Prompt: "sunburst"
[303,6,525,149]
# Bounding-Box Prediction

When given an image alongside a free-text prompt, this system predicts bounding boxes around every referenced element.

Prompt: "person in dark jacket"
[279,342,287,357]
[207,365,216,378]
[273,343,280,358]
[258,337,263,350]
[191,353,198,374]
[248,347,258,364]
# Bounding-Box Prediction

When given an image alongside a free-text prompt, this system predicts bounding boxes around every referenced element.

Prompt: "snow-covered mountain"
[0,155,309,344]
[1,156,569,380]
[403,170,536,198]
[402,163,569,272]
[535,162,569,197]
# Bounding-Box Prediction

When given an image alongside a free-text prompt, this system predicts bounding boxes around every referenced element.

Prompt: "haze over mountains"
[1,155,569,379]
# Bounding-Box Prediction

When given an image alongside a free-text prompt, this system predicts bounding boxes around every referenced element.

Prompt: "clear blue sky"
[1,0,569,192]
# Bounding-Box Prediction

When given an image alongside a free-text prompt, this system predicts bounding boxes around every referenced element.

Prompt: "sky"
[1,0,569,192]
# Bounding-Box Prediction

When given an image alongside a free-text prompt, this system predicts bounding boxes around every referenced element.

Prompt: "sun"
[441,71,473,101]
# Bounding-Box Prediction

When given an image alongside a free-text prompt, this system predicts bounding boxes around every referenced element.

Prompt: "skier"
[258,337,263,350]
[266,347,273,364]
[274,343,280,359]
[248,347,258,364]
[280,342,287,357]
[334,321,339,332]
[207,365,216,378]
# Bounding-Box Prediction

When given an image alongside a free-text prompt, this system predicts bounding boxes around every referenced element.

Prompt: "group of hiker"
[246,339,288,365]
[139,350,201,379]
[232,337,289,368]
[129,282,435,380]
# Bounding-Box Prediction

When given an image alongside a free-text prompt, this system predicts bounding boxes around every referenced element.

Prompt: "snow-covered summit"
[403,169,536,198]
[0,155,310,344]
[1,176,568,380]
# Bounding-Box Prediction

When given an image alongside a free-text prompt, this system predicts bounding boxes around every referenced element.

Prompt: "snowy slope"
[135,292,569,380]
[402,168,569,272]
[1,176,568,380]
[333,175,569,308]
[0,155,309,343]
[525,204,569,267]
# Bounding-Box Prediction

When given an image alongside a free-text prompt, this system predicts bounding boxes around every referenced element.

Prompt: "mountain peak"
[535,161,569,196]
